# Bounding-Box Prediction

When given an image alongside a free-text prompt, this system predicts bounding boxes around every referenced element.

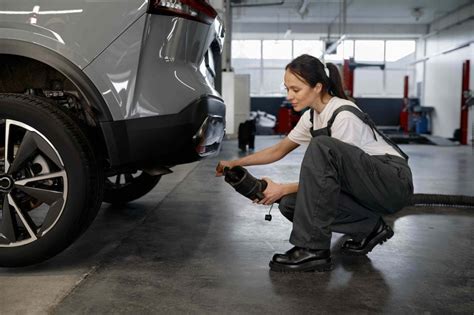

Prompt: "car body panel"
[0,0,147,68]
[84,14,221,120]
[82,14,146,120]
[0,0,226,167]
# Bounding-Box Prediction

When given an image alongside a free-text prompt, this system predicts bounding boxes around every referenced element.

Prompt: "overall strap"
[310,105,409,160]
[326,105,377,140]
[335,105,409,160]
[309,108,329,137]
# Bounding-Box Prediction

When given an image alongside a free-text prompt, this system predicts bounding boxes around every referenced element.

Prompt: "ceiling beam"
[233,22,428,38]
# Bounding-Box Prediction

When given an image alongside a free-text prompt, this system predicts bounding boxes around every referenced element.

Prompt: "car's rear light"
[148,0,217,25]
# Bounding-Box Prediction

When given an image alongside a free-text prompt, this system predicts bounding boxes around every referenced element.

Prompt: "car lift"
[342,58,471,146]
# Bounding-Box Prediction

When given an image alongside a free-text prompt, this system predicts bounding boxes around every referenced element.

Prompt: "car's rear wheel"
[0,94,103,267]
[104,171,161,204]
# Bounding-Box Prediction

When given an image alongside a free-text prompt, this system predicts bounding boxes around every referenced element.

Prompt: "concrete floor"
[1,136,473,314]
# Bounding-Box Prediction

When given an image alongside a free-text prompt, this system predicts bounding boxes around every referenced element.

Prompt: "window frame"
[231,38,416,97]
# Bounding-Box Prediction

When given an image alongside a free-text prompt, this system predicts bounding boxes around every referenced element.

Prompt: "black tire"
[103,171,161,204]
[0,94,103,267]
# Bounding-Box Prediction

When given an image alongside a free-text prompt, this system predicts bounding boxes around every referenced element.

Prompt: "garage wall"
[424,45,472,139]
[354,54,416,98]
[353,67,415,98]
[222,72,251,136]
[419,3,474,141]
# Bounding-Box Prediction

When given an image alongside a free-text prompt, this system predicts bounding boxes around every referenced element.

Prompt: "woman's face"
[284,69,321,112]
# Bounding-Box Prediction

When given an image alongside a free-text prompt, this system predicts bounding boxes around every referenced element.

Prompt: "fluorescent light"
[0,9,83,15]
[323,34,346,56]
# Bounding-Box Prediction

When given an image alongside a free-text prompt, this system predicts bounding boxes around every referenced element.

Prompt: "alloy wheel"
[0,119,67,247]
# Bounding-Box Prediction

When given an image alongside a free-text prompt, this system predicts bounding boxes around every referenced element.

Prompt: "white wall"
[234,74,251,134]
[353,68,416,98]
[222,72,251,137]
[222,72,235,136]
[424,46,471,138]
[354,68,384,97]
[420,3,473,141]
[415,39,426,100]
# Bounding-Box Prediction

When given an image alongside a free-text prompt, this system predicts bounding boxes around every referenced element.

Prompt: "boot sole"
[269,258,333,273]
[341,226,394,256]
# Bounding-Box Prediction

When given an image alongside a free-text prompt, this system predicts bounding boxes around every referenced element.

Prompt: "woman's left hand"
[255,177,285,205]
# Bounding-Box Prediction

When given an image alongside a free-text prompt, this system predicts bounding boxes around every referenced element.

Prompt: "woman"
[216,54,413,272]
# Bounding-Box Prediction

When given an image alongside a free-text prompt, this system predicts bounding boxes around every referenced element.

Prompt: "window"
[232,40,261,59]
[231,38,416,96]
[261,69,286,96]
[232,40,262,95]
[235,68,261,95]
[354,40,384,62]
[262,40,292,60]
[293,40,323,59]
[342,40,354,59]
[385,40,416,62]
[353,68,384,97]
[325,40,354,62]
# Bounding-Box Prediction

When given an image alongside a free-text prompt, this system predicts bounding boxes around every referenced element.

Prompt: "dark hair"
[285,54,348,100]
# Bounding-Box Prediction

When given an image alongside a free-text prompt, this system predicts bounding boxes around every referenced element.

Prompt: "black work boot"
[341,218,394,256]
[269,246,332,272]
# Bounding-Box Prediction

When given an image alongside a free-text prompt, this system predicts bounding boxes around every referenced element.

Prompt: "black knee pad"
[224,166,267,201]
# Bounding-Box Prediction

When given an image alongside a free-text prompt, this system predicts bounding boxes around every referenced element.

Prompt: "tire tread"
[0,93,104,266]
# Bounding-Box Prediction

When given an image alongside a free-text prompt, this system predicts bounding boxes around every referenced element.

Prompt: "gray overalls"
[278,105,414,249]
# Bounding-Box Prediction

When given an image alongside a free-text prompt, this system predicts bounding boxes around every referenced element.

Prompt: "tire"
[0,94,103,267]
[103,171,161,204]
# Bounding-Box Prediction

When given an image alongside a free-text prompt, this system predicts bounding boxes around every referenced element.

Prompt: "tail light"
[148,0,218,25]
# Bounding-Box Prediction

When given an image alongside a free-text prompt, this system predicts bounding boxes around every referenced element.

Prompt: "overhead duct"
[324,34,346,55]
[323,0,351,58]
[231,0,284,7]
[298,0,310,18]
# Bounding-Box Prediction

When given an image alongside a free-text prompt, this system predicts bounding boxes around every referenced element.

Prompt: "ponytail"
[326,63,348,100]
[286,54,348,100]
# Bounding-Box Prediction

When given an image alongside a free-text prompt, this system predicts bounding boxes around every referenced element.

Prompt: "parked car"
[0,0,226,267]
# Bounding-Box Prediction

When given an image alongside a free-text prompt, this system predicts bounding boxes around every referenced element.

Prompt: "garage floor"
[1,136,473,314]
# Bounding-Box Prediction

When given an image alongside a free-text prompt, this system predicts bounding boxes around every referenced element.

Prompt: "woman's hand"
[215,160,235,177]
[256,177,286,205]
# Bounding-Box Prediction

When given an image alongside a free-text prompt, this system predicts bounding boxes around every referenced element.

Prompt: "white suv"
[0,0,226,266]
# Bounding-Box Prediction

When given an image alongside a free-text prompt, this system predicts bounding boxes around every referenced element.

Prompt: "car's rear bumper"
[100,95,225,167]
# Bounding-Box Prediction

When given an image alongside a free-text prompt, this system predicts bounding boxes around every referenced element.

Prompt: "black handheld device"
[223,166,267,201]
[223,166,274,221]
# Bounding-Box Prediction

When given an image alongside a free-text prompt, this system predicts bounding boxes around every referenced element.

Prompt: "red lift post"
[274,104,293,134]
[343,59,354,97]
[400,75,409,133]
[460,60,470,145]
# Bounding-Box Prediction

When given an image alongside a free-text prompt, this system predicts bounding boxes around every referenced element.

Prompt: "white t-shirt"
[288,97,403,158]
